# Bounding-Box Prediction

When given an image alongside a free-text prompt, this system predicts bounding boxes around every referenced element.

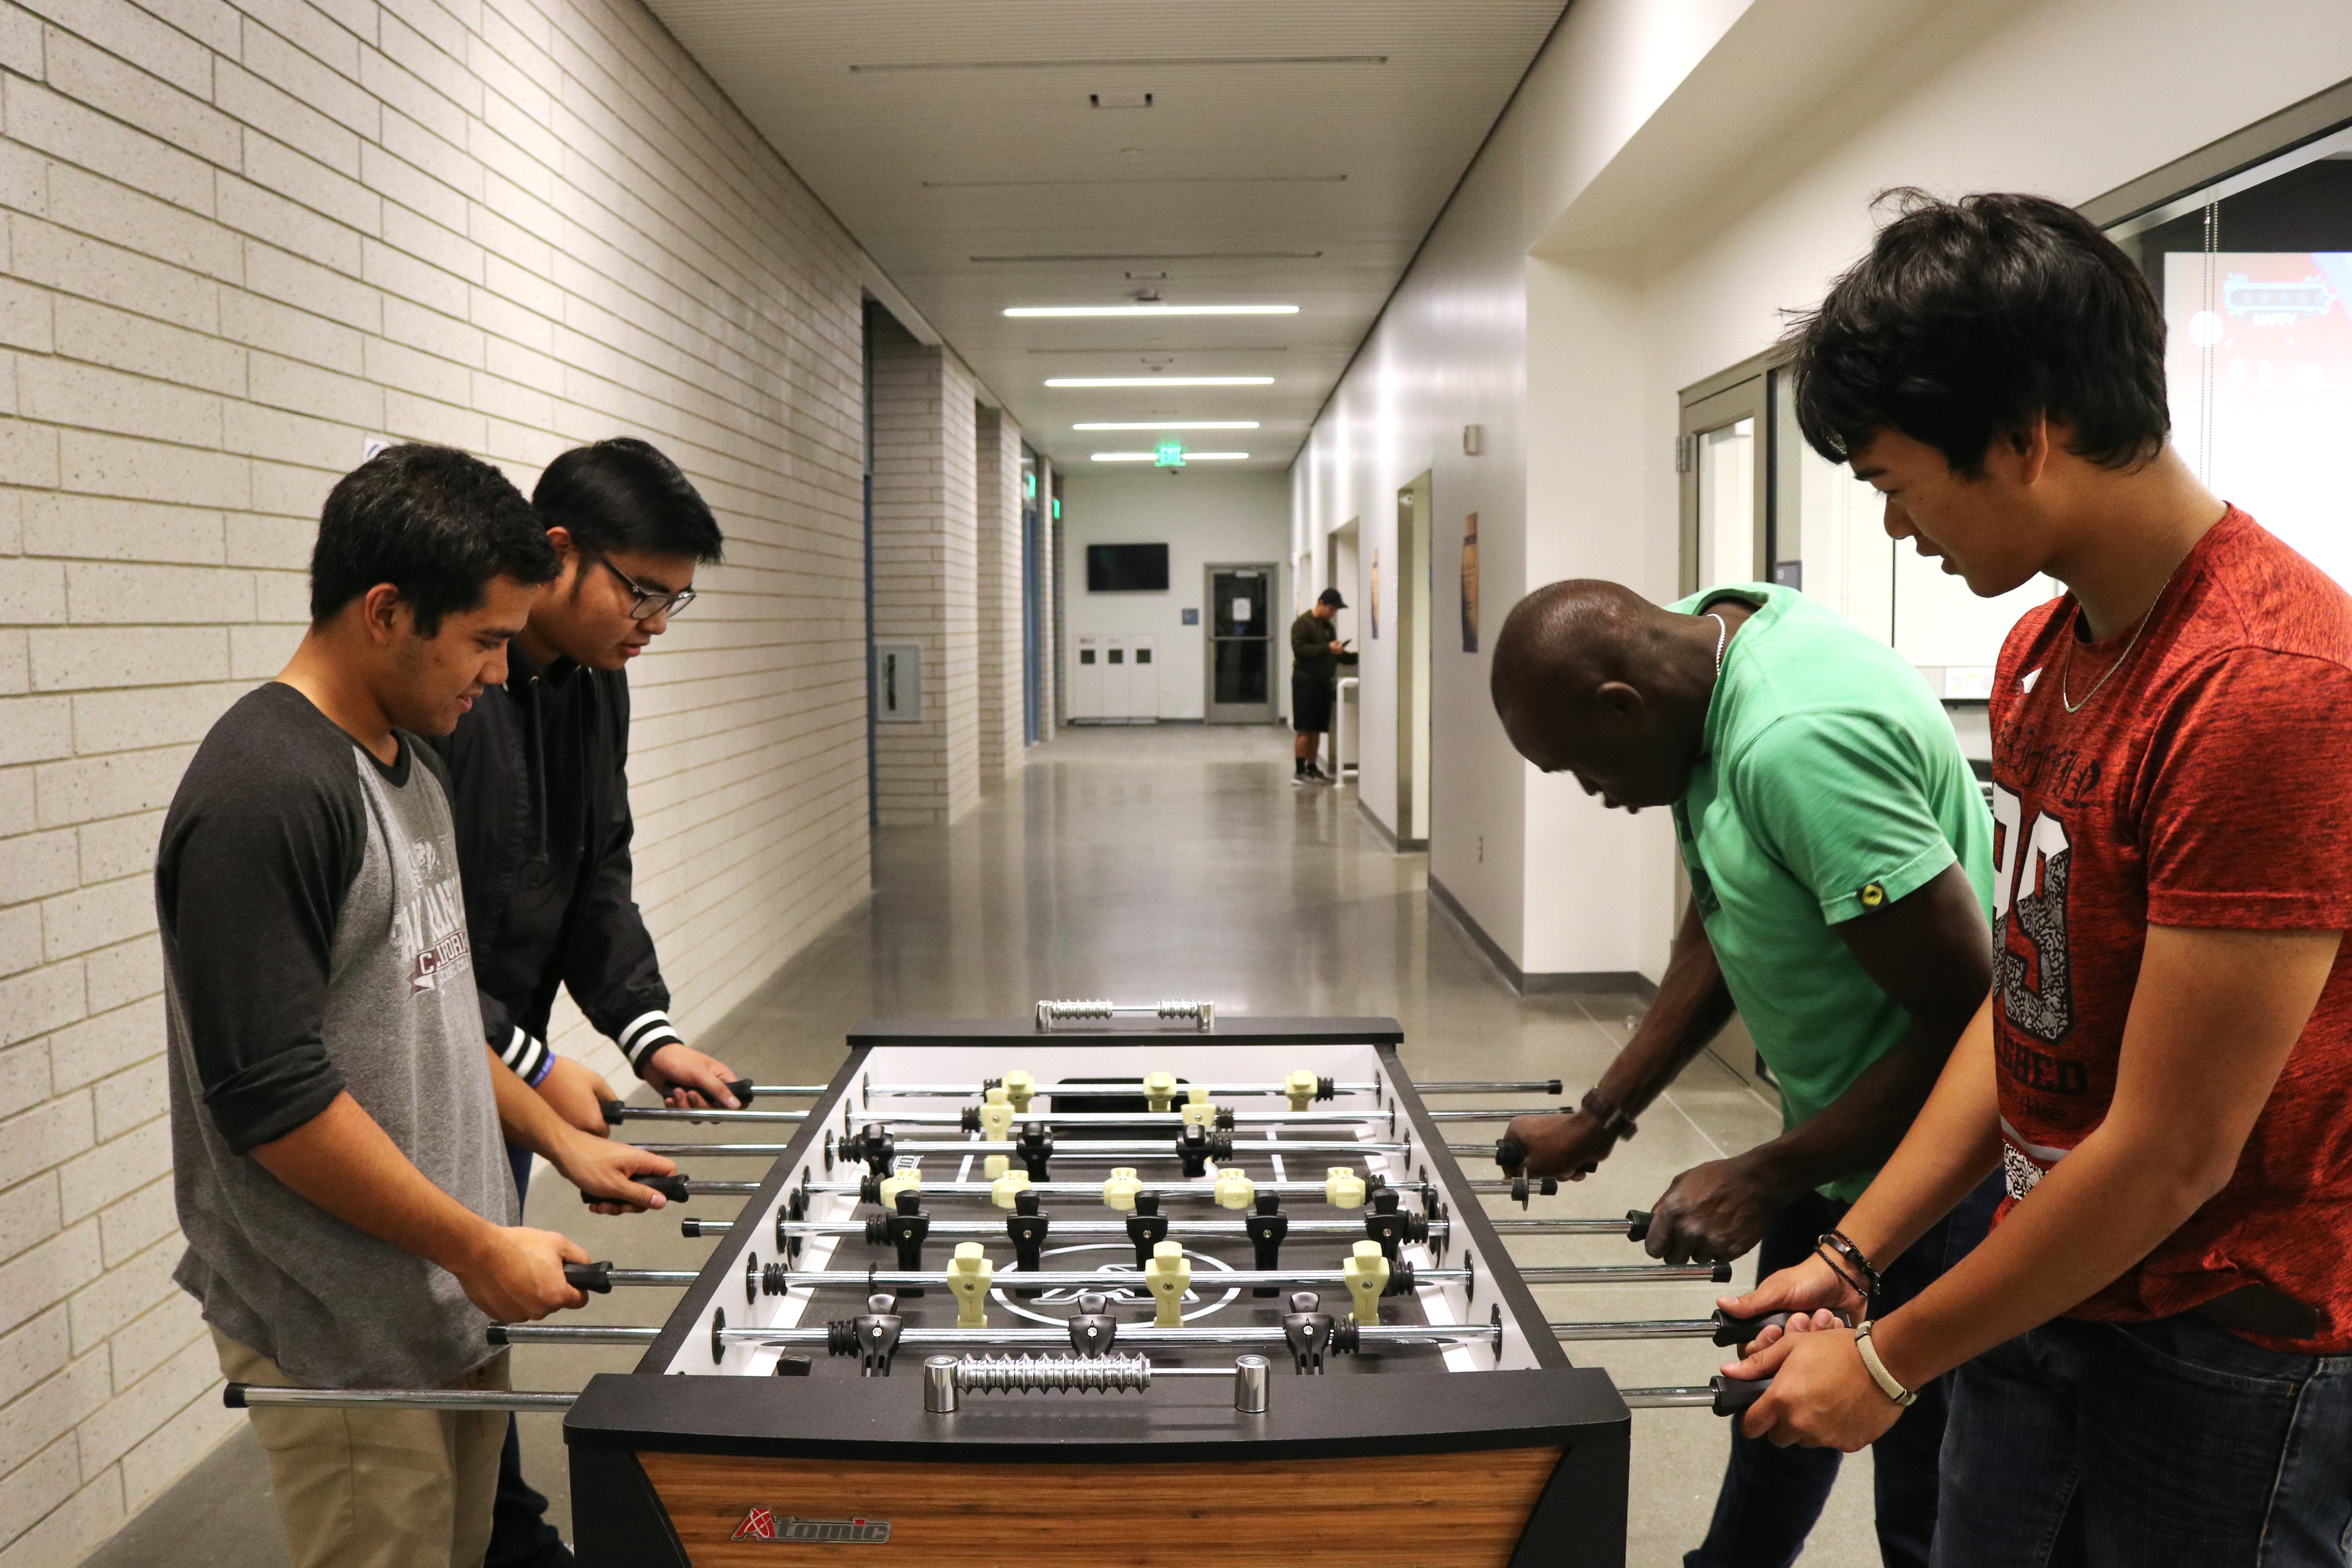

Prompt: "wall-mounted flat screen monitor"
[1087,543,1170,592]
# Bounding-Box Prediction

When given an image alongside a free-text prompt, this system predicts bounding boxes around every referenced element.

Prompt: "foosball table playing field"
[228,1008,1786,1566]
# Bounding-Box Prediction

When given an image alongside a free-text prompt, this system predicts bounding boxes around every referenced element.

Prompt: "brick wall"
[973,403,1022,778]
[0,0,874,1553]
[867,314,978,826]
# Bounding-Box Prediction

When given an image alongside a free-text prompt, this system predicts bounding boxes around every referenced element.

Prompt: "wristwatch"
[1579,1087,1639,1141]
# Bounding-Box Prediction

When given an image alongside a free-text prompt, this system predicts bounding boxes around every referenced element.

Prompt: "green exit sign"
[1155,440,1185,468]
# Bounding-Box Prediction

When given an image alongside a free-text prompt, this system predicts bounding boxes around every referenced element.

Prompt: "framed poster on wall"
[1461,513,1479,653]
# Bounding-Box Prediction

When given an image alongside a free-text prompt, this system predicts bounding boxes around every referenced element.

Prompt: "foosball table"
[228,1007,1780,1566]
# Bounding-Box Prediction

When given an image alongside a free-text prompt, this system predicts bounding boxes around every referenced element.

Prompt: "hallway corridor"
[90,725,1875,1568]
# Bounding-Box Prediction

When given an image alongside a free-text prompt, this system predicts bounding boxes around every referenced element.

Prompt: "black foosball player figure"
[432,438,742,1568]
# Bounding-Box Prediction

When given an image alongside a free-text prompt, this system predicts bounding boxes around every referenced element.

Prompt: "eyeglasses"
[587,550,697,621]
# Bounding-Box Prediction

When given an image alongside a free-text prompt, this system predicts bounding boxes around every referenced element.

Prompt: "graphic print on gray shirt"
[157,683,517,1388]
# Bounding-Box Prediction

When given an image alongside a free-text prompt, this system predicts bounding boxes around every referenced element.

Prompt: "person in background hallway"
[431,437,735,1568]
[160,445,675,1568]
[1492,577,2003,1568]
[1290,586,1357,782]
[1726,191,2352,1568]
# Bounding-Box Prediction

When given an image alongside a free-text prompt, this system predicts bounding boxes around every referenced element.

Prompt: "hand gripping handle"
[564,1261,613,1294]
[1712,1375,1770,1417]
[1494,1135,1526,1172]
[597,1081,754,1125]
[1625,1210,1653,1241]
[577,1173,690,1206]
[1710,1307,1852,1346]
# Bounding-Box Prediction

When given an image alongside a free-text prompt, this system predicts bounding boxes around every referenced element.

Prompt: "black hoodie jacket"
[427,643,679,1085]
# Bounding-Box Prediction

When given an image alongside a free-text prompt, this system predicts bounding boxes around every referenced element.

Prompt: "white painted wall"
[1060,470,1290,722]
[1292,0,2352,984]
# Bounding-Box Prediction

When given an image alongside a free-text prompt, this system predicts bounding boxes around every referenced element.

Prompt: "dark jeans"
[490,1142,573,1568]
[1932,1311,2352,1567]
[1686,1172,2004,1568]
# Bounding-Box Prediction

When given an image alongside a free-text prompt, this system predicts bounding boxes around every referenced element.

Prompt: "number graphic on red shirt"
[1991,783,2075,1044]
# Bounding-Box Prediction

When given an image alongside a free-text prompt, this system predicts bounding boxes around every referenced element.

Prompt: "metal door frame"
[1203,561,1279,724]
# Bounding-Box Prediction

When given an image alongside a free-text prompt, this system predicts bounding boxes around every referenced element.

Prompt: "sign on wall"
[1461,513,1479,653]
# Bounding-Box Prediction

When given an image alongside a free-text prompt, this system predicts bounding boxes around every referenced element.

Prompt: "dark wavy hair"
[533,437,725,563]
[310,444,559,634]
[1787,190,2169,477]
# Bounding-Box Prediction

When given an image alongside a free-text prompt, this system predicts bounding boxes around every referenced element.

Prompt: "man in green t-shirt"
[1491,577,2003,1568]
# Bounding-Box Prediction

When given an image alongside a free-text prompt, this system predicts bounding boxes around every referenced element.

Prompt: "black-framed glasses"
[588,550,697,621]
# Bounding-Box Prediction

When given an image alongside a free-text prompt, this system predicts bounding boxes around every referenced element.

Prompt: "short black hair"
[1788,190,2169,477]
[310,444,560,635]
[533,438,725,563]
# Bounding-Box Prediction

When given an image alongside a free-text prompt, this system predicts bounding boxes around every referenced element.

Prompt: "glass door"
[1204,563,1277,723]
[1679,376,1771,596]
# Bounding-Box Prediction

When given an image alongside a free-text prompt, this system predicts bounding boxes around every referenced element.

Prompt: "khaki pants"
[212,1328,508,1568]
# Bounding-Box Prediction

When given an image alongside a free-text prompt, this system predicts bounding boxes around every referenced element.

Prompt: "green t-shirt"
[1670,584,1994,1202]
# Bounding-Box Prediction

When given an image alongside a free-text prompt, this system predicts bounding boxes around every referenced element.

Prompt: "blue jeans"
[1686,1172,2004,1568]
[1932,1311,2352,1567]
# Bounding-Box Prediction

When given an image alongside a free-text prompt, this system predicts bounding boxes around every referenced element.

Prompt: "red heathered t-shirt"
[1989,508,2352,1354]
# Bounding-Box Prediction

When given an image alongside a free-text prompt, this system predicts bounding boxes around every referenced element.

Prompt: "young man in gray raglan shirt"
[158,445,679,1568]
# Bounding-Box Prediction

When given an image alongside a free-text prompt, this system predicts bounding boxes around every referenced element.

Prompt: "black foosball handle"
[1712,1375,1770,1417]
[578,1173,690,1206]
[597,1082,753,1125]
[1711,1308,1853,1346]
[1495,1135,1526,1172]
[564,1261,613,1294]
[1626,1209,1652,1241]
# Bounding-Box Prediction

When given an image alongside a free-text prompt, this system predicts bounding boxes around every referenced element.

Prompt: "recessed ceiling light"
[1074,421,1260,431]
[1006,304,1298,318]
[1091,451,1251,462]
[1047,376,1272,387]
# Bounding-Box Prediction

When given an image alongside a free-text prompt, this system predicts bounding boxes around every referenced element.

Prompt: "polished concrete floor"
[87,724,1878,1568]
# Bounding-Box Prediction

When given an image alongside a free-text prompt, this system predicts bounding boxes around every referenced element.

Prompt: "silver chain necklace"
[2060,557,2187,714]
[1706,613,1729,681]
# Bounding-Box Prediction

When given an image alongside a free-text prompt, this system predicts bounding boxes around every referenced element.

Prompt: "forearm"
[1738,1009,1973,1203]
[490,1047,581,1162]
[1601,904,1737,1110]
[1873,1116,2213,1390]
[1834,997,2005,1267]
[250,1092,497,1276]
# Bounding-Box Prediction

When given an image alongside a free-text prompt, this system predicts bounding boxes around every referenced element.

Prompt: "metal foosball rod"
[859,1076,1563,1101]
[761,1261,1729,1293]
[493,1322,1502,1352]
[773,1217,1457,1241]
[227,1385,577,1413]
[779,1176,1425,1202]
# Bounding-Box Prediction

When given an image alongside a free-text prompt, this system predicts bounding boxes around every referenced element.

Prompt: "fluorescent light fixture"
[1090,451,1250,462]
[1006,304,1299,318]
[1047,376,1273,387]
[1073,421,1259,431]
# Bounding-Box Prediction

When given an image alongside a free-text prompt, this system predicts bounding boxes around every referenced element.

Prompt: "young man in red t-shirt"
[1720,192,2352,1564]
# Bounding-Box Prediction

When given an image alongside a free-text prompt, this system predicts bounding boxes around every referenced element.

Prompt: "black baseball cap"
[1317,587,1347,609]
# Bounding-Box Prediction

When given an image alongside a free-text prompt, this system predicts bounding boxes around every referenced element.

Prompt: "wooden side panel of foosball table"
[638,1446,1563,1566]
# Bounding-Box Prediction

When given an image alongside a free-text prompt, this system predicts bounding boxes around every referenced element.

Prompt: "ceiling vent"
[1089,91,1153,109]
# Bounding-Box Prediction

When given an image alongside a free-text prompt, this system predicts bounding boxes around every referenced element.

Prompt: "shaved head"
[1492,580,1671,703]
[1489,579,1731,811]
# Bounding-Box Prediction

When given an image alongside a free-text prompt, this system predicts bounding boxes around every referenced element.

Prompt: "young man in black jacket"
[430,438,735,1567]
